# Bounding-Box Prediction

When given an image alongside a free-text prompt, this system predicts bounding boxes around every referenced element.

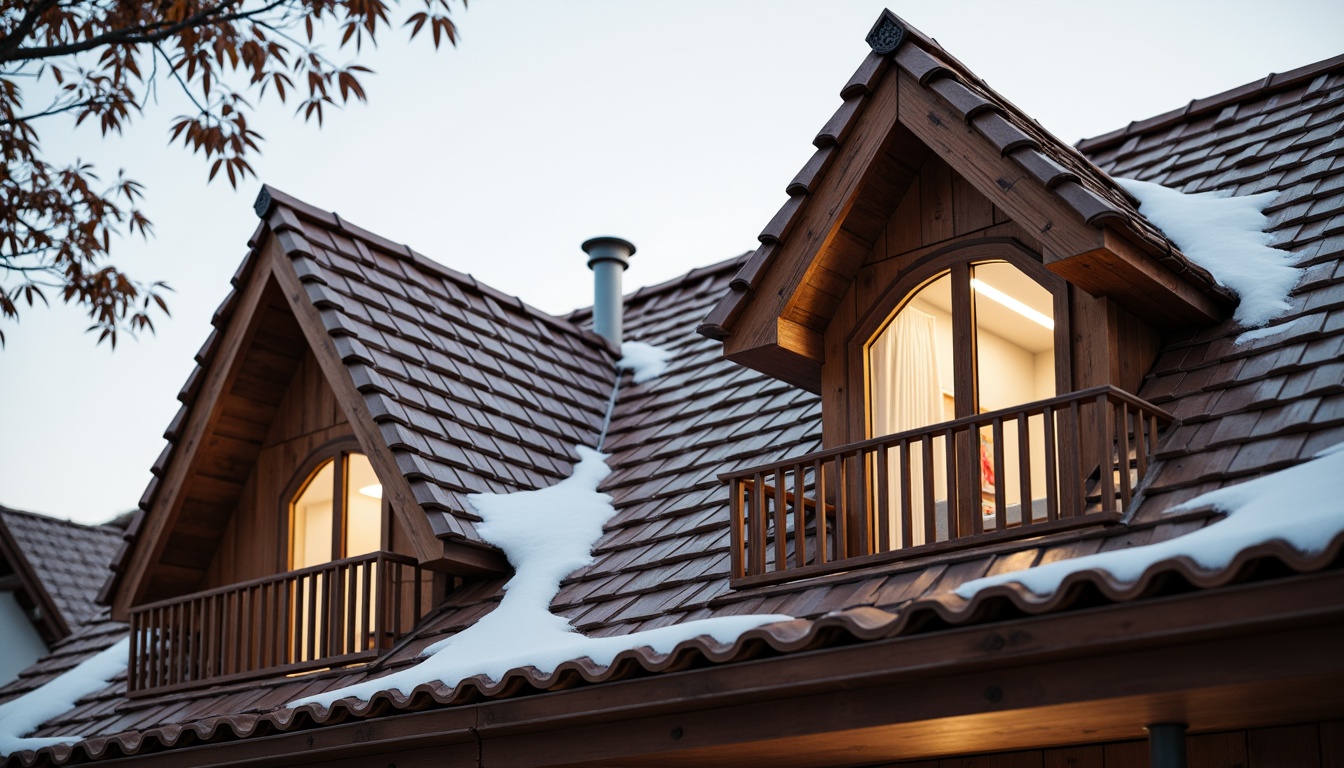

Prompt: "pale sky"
[2,0,1342,525]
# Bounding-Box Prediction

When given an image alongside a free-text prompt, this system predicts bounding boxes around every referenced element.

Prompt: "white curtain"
[870,308,943,547]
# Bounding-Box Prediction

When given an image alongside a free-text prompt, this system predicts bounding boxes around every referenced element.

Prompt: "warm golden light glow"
[971,277,1054,329]
[358,484,383,499]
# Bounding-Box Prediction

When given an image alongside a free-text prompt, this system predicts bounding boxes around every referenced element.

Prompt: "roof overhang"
[62,568,1344,766]
[700,10,1234,393]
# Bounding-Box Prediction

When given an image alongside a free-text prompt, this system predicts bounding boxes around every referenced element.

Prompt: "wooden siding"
[820,156,1162,448]
[200,349,416,589]
[880,720,1344,768]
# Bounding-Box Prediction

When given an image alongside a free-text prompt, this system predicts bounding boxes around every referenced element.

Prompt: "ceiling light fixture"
[358,484,383,499]
[971,278,1054,330]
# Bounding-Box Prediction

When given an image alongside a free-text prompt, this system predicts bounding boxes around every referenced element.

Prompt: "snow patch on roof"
[1118,179,1298,328]
[290,447,789,708]
[954,443,1344,600]
[618,341,673,383]
[0,637,128,756]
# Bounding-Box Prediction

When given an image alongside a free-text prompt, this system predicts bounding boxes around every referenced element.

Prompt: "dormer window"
[865,255,1065,547]
[290,450,384,569]
[724,245,1172,587]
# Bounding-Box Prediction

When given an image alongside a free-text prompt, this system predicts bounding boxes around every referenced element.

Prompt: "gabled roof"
[0,507,121,642]
[4,19,1344,767]
[700,12,1234,391]
[103,187,619,611]
[253,187,616,546]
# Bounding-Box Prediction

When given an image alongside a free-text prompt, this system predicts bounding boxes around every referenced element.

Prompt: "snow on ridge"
[0,637,129,756]
[955,442,1344,600]
[618,341,674,383]
[290,447,790,708]
[1118,179,1299,328]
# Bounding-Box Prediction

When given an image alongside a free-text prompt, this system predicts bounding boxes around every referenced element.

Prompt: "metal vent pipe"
[582,236,636,347]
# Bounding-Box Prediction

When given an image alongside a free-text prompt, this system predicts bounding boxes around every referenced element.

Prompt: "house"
[0,506,123,686]
[2,9,1342,766]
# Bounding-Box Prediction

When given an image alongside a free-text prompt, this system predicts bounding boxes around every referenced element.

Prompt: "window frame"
[849,241,1073,439]
[281,439,390,571]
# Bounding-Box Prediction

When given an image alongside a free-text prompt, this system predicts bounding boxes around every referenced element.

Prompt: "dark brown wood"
[1248,724,1322,768]
[127,551,426,695]
[124,572,1344,768]
[726,387,1170,583]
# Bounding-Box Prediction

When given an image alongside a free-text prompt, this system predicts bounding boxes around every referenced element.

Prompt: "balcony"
[128,551,433,695]
[724,386,1173,587]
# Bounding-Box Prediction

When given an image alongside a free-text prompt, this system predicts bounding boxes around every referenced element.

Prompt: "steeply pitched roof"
[256,187,616,546]
[103,188,619,605]
[0,507,122,639]
[701,11,1233,349]
[4,24,1344,768]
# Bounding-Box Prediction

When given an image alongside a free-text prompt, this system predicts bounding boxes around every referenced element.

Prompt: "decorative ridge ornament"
[253,187,274,218]
[865,11,906,56]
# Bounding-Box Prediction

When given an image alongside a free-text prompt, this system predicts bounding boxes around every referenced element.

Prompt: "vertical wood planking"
[992,418,1007,529]
[899,440,913,549]
[835,456,849,560]
[919,156,955,245]
[751,472,767,576]
[1117,400,1133,509]
[729,480,745,579]
[774,467,787,570]
[1018,412,1033,523]
[1043,406,1059,522]
[1098,393,1116,513]
[814,458,828,564]
[921,434,935,546]
[793,464,807,569]
[876,445,890,553]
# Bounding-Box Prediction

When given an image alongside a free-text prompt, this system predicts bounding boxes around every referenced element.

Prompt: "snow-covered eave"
[14,526,1343,766]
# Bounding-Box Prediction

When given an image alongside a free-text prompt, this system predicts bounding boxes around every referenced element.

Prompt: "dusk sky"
[3,0,1342,524]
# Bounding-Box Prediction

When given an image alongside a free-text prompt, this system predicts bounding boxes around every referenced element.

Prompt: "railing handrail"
[129,550,419,614]
[719,385,1173,482]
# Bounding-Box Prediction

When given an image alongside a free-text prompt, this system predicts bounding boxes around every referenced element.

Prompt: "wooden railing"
[128,551,432,694]
[723,386,1173,586]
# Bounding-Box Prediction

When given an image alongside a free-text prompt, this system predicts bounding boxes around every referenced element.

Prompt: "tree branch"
[0,0,290,64]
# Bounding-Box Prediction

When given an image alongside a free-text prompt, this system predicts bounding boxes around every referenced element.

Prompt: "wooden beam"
[897,71,1225,329]
[266,238,506,575]
[119,570,1344,767]
[112,259,277,621]
[725,62,905,378]
[1054,228,1228,329]
[897,69,1103,263]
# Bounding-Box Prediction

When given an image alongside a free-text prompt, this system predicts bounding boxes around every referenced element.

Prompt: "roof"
[4,22,1344,768]
[700,11,1232,344]
[0,507,122,639]
[102,187,618,603]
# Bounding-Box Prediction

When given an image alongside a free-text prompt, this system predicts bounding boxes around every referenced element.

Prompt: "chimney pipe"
[582,236,636,347]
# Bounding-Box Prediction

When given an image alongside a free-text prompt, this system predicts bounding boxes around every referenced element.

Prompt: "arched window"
[867,258,1059,436]
[289,449,384,569]
[861,247,1069,546]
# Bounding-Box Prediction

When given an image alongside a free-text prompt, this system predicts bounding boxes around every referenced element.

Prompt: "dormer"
[702,11,1234,587]
[102,188,613,693]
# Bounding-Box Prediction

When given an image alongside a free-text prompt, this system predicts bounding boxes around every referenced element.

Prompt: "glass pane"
[291,460,334,569]
[345,453,382,556]
[972,261,1054,519]
[868,272,955,549]
[868,271,955,438]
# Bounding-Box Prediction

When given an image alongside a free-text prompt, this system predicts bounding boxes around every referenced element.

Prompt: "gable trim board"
[0,514,68,644]
[703,12,1234,393]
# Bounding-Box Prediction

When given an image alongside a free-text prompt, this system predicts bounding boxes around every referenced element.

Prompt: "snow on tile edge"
[955,443,1344,600]
[0,637,129,756]
[290,447,789,707]
[1117,179,1299,328]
